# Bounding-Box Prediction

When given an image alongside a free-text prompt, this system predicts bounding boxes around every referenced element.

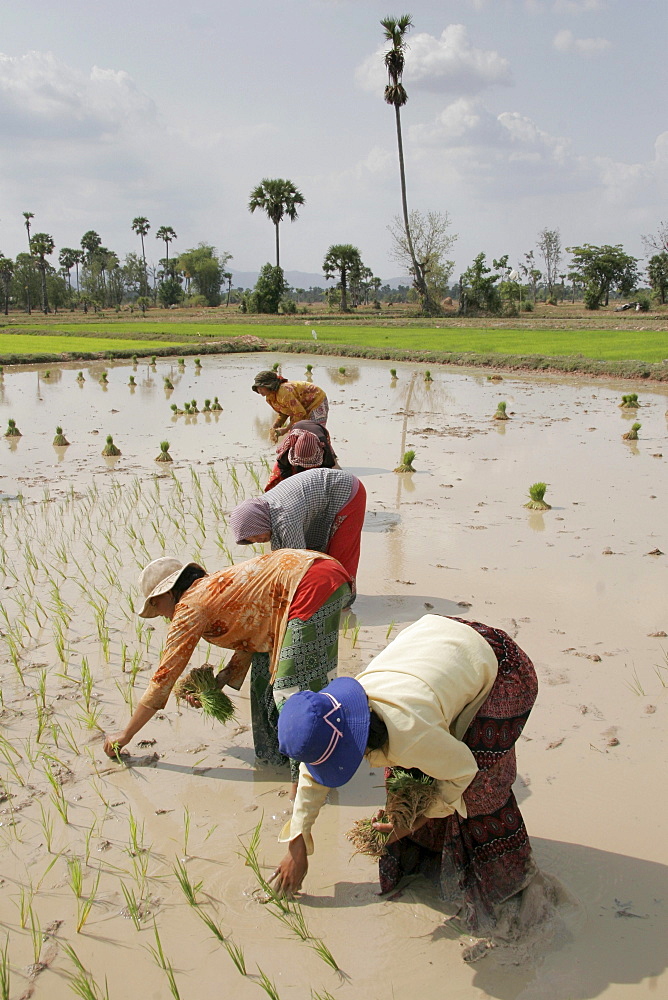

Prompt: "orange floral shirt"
[265,381,326,426]
[139,550,333,711]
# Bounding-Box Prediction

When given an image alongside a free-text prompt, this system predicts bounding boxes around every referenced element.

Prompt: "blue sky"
[0,0,665,283]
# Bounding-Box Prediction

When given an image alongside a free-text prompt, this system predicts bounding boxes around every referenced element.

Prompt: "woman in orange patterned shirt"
[252,370,328,442]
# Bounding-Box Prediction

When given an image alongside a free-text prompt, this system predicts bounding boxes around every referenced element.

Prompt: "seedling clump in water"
[203,399,212,412]
[493,401,509,420]
[524,482,551,510]
[102,435,121,457]
[338,366,346,376]
[53,427,70,446]
[390,368,397,379]
[619,393,639,408]
[623,422,641,440]
[424,370,433,382]
[305,364,313,374]
[211,397,223,411]
[395,449,416,473]
[5,419,21,437]
[155,441,173,463]
[190,399,199,413]
[164,378,174,390]
[76,371,85,382]
[195,358,202,369]
[128,375,136,386]
[99,372,108,384]
[174,666,236,724]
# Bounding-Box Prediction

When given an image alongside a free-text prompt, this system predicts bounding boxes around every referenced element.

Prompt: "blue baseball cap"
[278,677,370,787]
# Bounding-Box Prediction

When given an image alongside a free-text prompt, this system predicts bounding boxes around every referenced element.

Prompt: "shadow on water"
[301,837,668,1000]
[349,593,466,626]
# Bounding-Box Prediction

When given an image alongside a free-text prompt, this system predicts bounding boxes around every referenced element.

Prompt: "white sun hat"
[137,557,186,618]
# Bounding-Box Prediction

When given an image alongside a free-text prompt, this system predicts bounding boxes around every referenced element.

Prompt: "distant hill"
[229,269,411,290]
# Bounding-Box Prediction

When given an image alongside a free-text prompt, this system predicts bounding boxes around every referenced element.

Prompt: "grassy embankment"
[1,314,667,379]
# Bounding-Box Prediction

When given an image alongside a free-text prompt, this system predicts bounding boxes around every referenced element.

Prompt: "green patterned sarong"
[250,582,351,781]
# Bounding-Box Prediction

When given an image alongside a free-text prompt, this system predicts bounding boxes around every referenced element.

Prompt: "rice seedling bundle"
[211,396,223,410]
[76,371,85,382]
[390,368,397,379]
[174,666,236,724]
[347,770,437,857]
[622,422,641,440]
[164,378,174,390]
[338,366,346,375]
[194,358,202,368]
[53,427,70,446]
[202,399,212,412]
[101,435,121,457]
[129,375,136,386]
[155,441,173,463]
[524,482,551,510]
[190,399,199,412]
[493,401,509,420]
[5,419,21,437]
[424,370,433,382]
[99,372,108,383]
[619,393,639,408]
[394,449,416,473]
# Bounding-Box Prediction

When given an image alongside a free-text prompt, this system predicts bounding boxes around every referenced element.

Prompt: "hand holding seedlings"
[102,703,157,758]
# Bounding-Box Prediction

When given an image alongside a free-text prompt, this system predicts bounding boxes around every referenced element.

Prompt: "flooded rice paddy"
[0,352,666,999]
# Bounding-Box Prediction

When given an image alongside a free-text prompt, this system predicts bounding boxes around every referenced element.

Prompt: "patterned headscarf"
[229,497,272,543]
[252,371,287,393]
[287,429,324,469]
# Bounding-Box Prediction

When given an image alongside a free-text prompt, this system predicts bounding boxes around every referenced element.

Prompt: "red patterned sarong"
[378,618,538,933]
[325,480,366,589]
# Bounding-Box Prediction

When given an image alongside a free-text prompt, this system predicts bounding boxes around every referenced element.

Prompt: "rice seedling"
[173,858,202,907]
[424,370,433,382]
[305,363,313,373]
[310,939,340,973]
[211,396,223,410]
[524,482,551,510]
[338,366,346,376]
[151,356,157,365]
[190,399,199,412]
[178,358,185,366]
[194,358,202,368]
[493,401,509,420]
[390,368,397,379]
[43,370,51,379]
[28,902,41,965]
[45,767,69,824]
[311,991,337,1000]
[184,402,192,414]
[76,371,85,382]
[100,434,121,457]
[183,806,191,857]
[132,354,138,365]
[349,770,438,858]
[164,377,174,390]
[619,393,639,408]
[346,816,390,858]
[394,449,416,473]
[99,372,108,384]
[622,422,641,440]
[174,666,236,724]
[62,943,110,1000]
[203,399,212,412]
[147,923,182,1000]
[0,934,10,1000]
[120,882,143,930]
[128,375,136,386]
[624,665,645,696]
[67,856,85,898]
[76,871,100,932]
[351,622,361,648]
[272,361,281,371]
[155,441,173,463]
[385,620,396,640]
[4,419,21,437]
[256,968,282,999]
[223,937,247,975]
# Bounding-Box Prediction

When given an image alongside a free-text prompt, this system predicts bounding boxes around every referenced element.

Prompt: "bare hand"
[103,733,128,760]
[267,836,308,896]
[371,810,429,844]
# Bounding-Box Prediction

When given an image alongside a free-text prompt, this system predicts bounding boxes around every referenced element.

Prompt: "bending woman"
[273,614,539,934]
[230,467,365,593]
[102,550,351,787]
[252,370,328,440]
[264,420,338,491]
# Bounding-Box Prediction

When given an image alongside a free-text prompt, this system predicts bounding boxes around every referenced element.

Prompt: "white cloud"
[553,0,606,12]
[0,51,156,139]
[553,29,611,54]
[356,24,511,97]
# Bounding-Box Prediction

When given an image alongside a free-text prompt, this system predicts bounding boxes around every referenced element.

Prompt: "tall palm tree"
[58,248,77,291]
[22,211,35,314]
[248,179,305,269]
[131,216,151,295]
[155,226,177,264]
[30,232,55,314]
[381,15,438,315]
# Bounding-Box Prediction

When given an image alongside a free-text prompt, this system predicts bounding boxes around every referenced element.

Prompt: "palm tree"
[131,216,151,295]
[0,256,14,316]
[22,211,35,314]
[30,232,56,313]
[381,15,438,315]
[248,179,305,269]
[322,244,365,312]
[59,248,78,291]
[80,230,102,262]
[156,226,177,265]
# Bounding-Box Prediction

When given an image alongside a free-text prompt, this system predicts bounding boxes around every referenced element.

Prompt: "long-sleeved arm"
[139,604,207,710]
[278,762,331,855]
[388,727,478,819]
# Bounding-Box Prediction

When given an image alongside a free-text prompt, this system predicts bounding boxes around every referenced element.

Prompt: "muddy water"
[0,352,666,999]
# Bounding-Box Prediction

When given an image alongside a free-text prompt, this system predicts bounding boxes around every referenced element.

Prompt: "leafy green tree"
[249,263,285,314]
[566,244,639,309]
[156,226,177,264]
[0,256,14,315]
[460,253,509,315]
[381,15,438,316]
[11,253,40,312]
[177,244,230,306]
[248,179,304,268]
[322,244,365,312]
[158,276,183,307]
[29,233,55,313]
[131,216,151,295]
[647,252,668,305]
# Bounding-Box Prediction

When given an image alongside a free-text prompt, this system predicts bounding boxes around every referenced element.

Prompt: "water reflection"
[527,511,546,533]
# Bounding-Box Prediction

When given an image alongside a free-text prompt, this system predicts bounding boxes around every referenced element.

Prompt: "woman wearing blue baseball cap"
[270,614,540,934]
